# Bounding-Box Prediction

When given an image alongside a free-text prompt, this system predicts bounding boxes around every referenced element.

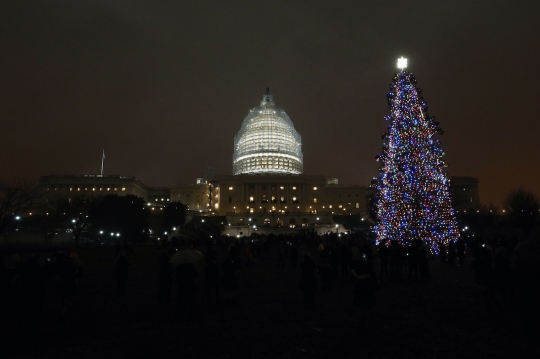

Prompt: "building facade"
[217,174,367,216]
[449,176,480,210]
[40,174,149,201]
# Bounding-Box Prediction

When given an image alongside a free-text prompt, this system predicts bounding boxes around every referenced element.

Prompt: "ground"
[3,242,536,359]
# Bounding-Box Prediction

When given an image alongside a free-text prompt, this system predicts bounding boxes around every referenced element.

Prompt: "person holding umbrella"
[170,249,203,323]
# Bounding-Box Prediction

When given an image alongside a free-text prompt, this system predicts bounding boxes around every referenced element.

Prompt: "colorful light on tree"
[372,59,460,251]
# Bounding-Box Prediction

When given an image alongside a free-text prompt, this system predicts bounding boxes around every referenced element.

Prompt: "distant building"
[39,174,148,200]
[217,173,367,221]
[170,182,211,213]
[449,176,480,210]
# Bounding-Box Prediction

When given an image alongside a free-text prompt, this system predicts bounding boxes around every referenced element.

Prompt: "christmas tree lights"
[372,59,459,251]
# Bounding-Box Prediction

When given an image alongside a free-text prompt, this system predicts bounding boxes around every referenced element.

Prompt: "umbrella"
[169,249,204,264]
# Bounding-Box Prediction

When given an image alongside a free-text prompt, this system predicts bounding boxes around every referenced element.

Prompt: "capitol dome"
[233,90,303,175]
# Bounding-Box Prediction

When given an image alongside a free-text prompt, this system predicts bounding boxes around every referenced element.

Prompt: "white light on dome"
[233,91,303,175]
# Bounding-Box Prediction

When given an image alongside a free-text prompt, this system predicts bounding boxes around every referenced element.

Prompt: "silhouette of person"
[290,244,299,270]
[417,240,430,279]
[456,238,466,265]
[406,242,419,279]
[447,240,457,265]
[158,249,173,304]
[511,236,540,355]
[438,241,447,263]
[115,250,129,296]
[19,255,47,341]
[388,240,402,279]
[175,262,198,322]
[299,255,317,309]
[351,257,377,326]
[56,252,78,319]
[276,247,285,269]
[221,256,238,306]
[204,251,220,308]
[378,240,389,279]
[471,245,499,313]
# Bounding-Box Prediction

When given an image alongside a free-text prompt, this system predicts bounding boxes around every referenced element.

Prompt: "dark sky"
[1,1,539,206]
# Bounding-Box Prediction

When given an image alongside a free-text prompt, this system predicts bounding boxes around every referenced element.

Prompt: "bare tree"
[51,196,101,247]
[0,179,45,241]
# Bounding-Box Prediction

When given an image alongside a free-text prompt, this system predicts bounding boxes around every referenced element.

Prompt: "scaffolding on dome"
[233,92,303,175]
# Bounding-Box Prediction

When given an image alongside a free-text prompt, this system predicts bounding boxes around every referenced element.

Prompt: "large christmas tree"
[373,58,459,251]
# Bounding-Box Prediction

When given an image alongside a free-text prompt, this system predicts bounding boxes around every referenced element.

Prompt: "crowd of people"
[1,232,538,355]
[0,247,83,348]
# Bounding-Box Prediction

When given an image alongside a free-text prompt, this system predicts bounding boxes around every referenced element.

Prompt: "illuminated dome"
[233,90,303,175]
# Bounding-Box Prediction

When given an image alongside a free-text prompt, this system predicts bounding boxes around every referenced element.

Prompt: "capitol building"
[170,90,368,234]
[41,90,478,235]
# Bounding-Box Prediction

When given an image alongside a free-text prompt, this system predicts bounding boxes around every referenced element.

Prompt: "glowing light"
[233,91,303,175]
[397,56,407,70]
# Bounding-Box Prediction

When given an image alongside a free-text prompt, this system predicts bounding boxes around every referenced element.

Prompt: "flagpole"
[100,150,105,177]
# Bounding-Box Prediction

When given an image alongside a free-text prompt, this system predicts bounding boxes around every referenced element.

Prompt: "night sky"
[1,1,539,206]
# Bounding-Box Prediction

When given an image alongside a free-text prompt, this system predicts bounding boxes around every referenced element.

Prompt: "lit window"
[92,188,96,191]
[292,186,297,190]
[338,204,342,208]
[229,186,233,190]
[313,187,318,190]
[356,203,360,208]
[292,196,297,202]
[99,188,102,191]
[280,186,284,190]
[329,205,333,209]
[313,197,318,203]
[107,188,110,191]
[121,188,126,191]
[77,188,80,191]
[250,208,254,213]
[249,196,254,203]
[69,188,73,192]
